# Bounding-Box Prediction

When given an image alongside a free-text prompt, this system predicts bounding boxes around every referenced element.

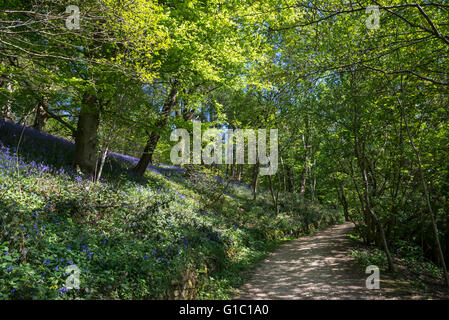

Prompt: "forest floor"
[235,223,449,300]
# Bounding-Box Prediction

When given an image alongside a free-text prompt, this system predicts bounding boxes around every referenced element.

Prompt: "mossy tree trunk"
[74,93,100,174]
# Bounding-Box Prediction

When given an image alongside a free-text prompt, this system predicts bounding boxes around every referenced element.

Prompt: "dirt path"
[235,223,404,300]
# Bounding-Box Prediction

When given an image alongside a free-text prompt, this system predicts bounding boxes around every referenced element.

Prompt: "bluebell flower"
[42,259,52,266]
[59,286,68,295]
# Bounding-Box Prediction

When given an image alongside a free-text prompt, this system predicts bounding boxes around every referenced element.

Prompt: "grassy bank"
[0,121,343,299]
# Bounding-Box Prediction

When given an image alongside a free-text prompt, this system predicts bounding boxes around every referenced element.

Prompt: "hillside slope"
[0,120,343,299]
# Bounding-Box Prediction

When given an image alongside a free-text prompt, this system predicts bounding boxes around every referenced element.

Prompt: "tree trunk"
[280,156,287,193]
[96,116,117,182]
[74,93,100,174]
[309,158,317,201]
[32,104,48,131]
[268,175,279,217]
[182,108,195,121]
[1,82,13,122]
[340,184,350,221]
[336,180,350,222]
[237,163,243,182]
[299,134,309,197]
[445,208,449,267]
[133,82,178,176]
[288,165,295,193]
[96,146,109,182]
[299,166,307,197]
[133,131,160,176]
[251,163,259,200]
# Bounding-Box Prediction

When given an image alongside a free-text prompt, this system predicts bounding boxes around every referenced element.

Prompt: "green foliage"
[350,248,388,271]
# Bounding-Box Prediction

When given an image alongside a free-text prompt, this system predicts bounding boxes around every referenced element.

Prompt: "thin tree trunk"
[340,184,350,221]
[182,109,195,121]
[289,165,295,193]
[96,115,118,182]
[179,108,194,169]
[133,82,178,176]
[280,156,287,193]
[268,175,279,217]
[335,179,350,222]
[309,157,316,201]
[299,165,307,197]
[351,99,395,271]
[237,164,243,182]
[252,163,259,200]
[360,163,395,272]
[299,134,309,197]
[399,96,449,287]
[96,146,108,182]
[347,160,370,244]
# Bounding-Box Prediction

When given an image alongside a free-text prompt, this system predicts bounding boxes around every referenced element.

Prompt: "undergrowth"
[0,121,344,299]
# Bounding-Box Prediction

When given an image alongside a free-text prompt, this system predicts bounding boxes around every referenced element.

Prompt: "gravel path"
[235,223,395,300]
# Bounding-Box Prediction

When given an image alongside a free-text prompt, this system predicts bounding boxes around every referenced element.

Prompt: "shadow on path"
[235,223,396,300]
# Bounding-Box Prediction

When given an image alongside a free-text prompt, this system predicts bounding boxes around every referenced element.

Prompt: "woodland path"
[235,223,412,300]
